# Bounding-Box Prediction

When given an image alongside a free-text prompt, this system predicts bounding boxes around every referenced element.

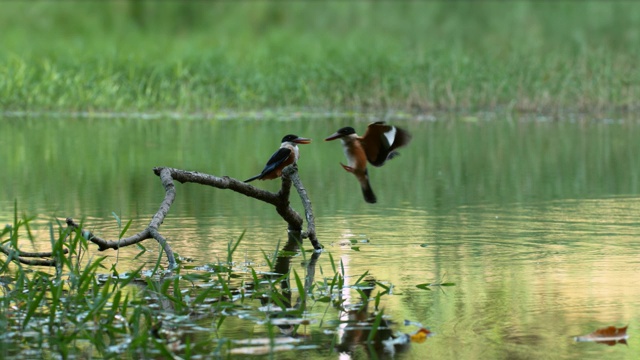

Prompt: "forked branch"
[151,165,321,249]
[65,163,178,267]
[61,165,320,269]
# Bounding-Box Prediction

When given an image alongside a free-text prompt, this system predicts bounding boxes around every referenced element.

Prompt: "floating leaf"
[410,328,433,343]
[416,283,431,290]
[351,246,360,252]
[420,243,429,248]
[382,326,433,351]
[575,325,628,346]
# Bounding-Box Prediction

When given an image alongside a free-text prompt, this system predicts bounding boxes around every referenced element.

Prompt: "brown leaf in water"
[410,328,433,343]
[574,325,629,346]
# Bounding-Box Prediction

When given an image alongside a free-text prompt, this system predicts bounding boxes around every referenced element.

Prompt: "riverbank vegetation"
[1,2,638,115]
[1,207,419,358]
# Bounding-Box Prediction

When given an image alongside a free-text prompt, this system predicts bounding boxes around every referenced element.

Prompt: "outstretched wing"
[259,147,294,176]
[361,121,412,167]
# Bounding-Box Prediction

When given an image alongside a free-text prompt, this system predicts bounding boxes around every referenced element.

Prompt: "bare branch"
[151,165,321,249]
[147,167,177,264]
[64,167,178,268]
[0,245,63,267]
[284,166,321,250]
[1,247,68,258]
[152,166,307,232]
[54,165,320,269]
[65,219,153,251]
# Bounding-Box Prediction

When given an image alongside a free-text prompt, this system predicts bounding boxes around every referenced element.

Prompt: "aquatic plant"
[1,207,425,358]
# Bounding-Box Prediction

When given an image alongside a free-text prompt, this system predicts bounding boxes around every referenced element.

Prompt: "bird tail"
[358,171,377,204]
[244,174,261,182]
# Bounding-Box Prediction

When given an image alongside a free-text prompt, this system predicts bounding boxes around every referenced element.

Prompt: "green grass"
[1,205,401,358]
[0,1,638,114]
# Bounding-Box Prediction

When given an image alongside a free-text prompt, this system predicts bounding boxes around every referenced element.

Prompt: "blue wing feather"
[245,147,293,182]
[260,147,292,175]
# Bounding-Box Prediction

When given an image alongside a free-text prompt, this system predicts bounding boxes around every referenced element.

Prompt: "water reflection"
[4,116,640,358]
[264,231,321,335]
[229,230,429,358]
[335,279,432,359]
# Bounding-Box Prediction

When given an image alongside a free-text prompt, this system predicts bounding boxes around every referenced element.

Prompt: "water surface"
[2,114,640,358]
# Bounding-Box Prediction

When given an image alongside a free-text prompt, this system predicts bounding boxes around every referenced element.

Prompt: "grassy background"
[0,1,639,114]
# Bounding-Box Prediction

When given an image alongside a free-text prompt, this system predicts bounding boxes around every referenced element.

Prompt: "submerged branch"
[0,245,67,267]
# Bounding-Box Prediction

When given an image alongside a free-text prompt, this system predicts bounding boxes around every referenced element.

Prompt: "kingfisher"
[325,121,412,203]
[245,134,312,182]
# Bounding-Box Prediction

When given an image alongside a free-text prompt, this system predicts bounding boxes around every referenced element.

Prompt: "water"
[2,114,640,358]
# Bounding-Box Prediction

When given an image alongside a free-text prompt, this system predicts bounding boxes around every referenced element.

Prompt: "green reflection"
[3,116,640,359]
[3,116,640,219]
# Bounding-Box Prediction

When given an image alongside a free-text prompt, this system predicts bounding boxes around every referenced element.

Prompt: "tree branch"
[0,245,66,267]
[65,166,178,268]
[152,165,322,250]
[56,164,321,269]
[66,220,153,252]
[284,166,321,249]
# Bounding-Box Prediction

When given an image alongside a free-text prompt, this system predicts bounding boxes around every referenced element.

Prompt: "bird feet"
[340,163,355,173]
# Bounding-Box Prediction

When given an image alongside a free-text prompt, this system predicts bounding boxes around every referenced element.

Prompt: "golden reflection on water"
[4,117,640,358]
[2,193,640,358]
[113,195,640,359]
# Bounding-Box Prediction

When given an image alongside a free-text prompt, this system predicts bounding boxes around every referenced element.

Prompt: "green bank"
[1,2,638,114]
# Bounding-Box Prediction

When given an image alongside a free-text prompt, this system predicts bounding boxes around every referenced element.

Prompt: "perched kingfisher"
[245,134,312,182]
[325,121,412,203]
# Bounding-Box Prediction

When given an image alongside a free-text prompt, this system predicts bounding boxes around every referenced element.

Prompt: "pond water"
[2,114,640,359]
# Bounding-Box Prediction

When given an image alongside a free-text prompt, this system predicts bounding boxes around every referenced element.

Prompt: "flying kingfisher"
[325,122,412,203]
[245,134,312,182]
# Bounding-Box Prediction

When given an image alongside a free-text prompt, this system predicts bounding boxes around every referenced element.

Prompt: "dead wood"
[59,164,320,269]
[65,165,179,268]
[0,244,68,266]
[3,165,320,267]
[151,164,321,250]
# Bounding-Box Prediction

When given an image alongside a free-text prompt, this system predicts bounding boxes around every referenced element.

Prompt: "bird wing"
[259,147,294,175]
[361,121,412,167]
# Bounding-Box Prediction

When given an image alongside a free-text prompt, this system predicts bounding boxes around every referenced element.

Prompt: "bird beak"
[294,137,312,144]
[324,132,342,141]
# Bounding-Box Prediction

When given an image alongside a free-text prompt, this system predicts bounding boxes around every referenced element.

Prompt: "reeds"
[1,205,399,358]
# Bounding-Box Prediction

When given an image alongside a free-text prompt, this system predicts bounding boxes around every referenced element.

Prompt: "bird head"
[281,134,312,144]
[324,127,356,141]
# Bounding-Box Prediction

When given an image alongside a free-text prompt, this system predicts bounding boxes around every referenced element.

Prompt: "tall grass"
[0,2,638,113]
[1,206,388,358]
[0,210,163,358]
